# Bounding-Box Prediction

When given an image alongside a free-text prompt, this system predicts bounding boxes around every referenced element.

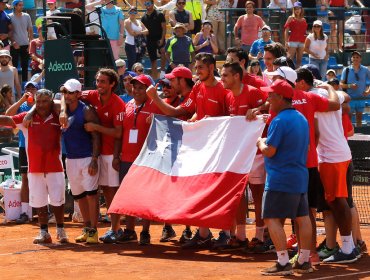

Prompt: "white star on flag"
[155,133,172,157]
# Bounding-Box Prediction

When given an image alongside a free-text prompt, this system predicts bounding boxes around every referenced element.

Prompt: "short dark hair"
[273,56,295,70]
[296,68,314,87]
[0,84,12,96]
[195,52,216,67]
[184,78,195,88]
[222,62,243,81]
[264,43,287,59]
[226,47,249,69]
[96,68,119,91]
[245,1,255,7]
[35,89,54,100]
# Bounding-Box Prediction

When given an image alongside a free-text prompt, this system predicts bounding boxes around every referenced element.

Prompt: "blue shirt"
[17,102,33,148]
[0,11,11,47]
[165,35,194,64]
[341,65,370,99]
[249,38,273,71]
[101,5,124,40]
[264,108,309,194]
[119,93,133,103]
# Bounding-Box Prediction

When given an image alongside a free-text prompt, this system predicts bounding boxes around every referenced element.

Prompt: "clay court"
[1,215,369,280]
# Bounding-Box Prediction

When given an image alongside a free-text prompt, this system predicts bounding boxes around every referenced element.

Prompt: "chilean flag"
[109,115,266,229]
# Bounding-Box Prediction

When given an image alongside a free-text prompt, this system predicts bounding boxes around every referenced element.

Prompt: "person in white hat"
[0,49,21,100]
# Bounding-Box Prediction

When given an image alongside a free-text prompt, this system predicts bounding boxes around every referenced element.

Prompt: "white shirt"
[311,88,352,163]
[307,33,328,60]
[125,20,143,45]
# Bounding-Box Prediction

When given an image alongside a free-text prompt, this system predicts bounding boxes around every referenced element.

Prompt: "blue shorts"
[288,42,304,48]
[350,99,366,113]
[262,190,309,219]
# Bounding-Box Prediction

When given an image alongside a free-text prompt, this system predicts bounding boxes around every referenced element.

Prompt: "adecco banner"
[0,155,13,169]
[45,39,79,93]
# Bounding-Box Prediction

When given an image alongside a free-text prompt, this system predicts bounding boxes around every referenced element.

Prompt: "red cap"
[130,74,152,87]
[260,79,294,99]
[165,66,193,80]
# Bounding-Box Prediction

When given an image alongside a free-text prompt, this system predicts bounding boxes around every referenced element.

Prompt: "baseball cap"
[0,50,12,59]
[63,79,82,92]
[301,64,322,80]
[12,0,23,6]
[24,81,39,90]
[261,25,271,31]
[261,79,294,99]
[123,71,137,78]
[293,1,302,7]
[326,69,336,75]
[267,66,297,84]
[159,78,171,87]
[165,66,193,80]
[351,51,362,57]
[130,74,152,87]
[173,22,187,32]
[115,58,126,68]
[313,20,323,26]
[46,0,56,3]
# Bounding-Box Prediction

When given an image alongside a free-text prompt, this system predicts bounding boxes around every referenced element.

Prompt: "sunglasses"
[136,68,144,73]
[177,2,186,5]
[163,84,171,89]
[144,1,153,6]
[129,10,138,15]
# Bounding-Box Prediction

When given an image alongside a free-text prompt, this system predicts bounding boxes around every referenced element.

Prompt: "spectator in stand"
[234,1,265,53]
[340,51,370,127]
[120,71,137,103]
[247,60,263,79]
[0,84,13,113]
[115,58,126,94]
[132,62,145,75]
[248,25,273,71]
[165,22,195,73]
[141,0,167,79]
[0,49,21,100]
[0,0,13,51]
[193,21,218,54]
[326,69,337,81]
[284,2,307,68]
[205,0,230,54]
[169,0,194,36]
[46,0,60,15]
[9,0,33,84]
[267,0,292,43]
[304,20,329,82]
[29,27,44,76]
[124,6,149,71]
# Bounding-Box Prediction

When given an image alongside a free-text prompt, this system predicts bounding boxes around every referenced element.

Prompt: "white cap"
[261,25,271,31]
[313,20,323,26]
[115,59,126,67]
[64,79,82,92]
[267,66,297,84]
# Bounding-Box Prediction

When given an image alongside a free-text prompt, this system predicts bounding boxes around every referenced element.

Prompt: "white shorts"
[98,155,119,187]
[248,154,266,185]
[28,172,65,208]
[66,157,99,197]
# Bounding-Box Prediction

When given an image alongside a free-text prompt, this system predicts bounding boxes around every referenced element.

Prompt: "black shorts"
[307,167,323,208]
[18,147,28,174]
[262,190,309,219]
[329,7,345,21]
[317,161,354,212]
[119,161,133,182]
[147,40,164,62]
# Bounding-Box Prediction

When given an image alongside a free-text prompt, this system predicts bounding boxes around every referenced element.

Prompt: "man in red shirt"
[60,68,125,243]
[0,89,68,244]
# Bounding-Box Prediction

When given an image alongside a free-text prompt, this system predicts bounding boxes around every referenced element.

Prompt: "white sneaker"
[56,227,69,243]
[160,71,165,79]
[33,230,52,244]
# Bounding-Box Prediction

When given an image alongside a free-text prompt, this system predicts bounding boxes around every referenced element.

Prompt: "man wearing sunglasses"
[340,51,370,127]
[169,0,194,36]
[141,0,167,79]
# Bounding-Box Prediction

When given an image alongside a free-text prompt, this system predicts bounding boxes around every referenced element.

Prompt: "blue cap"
[24,81,39,90]
[293,1,302,8]
[302,64,322,80]
[123,71,138,78]
[12,0,23,6]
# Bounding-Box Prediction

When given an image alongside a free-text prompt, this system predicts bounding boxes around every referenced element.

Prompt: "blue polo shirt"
[17,102,33,148]
[249,38,273,71]
[101,5,124,40]
[341,65,370,99]
[264,108,309,194]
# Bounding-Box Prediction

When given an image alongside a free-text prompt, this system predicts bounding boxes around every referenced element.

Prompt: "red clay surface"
[0,216,369,280]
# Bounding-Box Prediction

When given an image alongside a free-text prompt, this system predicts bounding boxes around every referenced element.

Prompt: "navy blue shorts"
[262,190,309,219]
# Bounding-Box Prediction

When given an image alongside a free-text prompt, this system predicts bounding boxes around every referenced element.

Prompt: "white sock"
[341,234,354,254]
[199,227,210,239]
[298,249,310,264]
[277,250,289,266]
[222,230,231,237]
[21,202,29,214]
[255,226,264,241]
[236,225,246,241]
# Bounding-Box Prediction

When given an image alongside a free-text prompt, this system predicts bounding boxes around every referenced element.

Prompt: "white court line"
[312,270,370,280]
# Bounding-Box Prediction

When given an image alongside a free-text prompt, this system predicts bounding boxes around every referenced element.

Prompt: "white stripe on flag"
[170,116,265,176]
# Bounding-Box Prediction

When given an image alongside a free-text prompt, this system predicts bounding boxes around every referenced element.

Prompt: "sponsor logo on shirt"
[292,99,307,105]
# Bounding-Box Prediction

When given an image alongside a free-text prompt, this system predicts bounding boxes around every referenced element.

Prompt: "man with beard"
[0,49,21,99]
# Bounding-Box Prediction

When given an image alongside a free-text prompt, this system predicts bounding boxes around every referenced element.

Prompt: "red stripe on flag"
[109,165,248,229]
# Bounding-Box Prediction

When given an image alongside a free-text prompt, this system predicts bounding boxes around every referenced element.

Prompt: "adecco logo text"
[48,61,73,72]
[0,159,8,166]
